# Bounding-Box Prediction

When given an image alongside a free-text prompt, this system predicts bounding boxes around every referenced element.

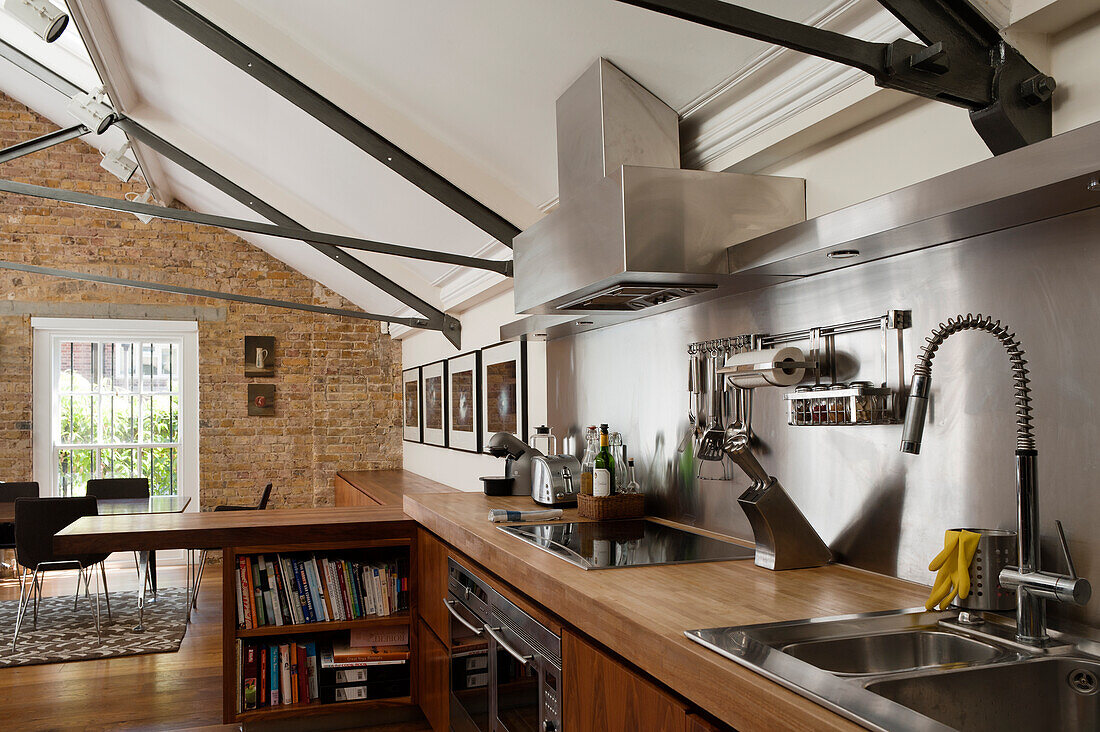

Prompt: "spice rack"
[687,309,911,427]
[777,310,910,426]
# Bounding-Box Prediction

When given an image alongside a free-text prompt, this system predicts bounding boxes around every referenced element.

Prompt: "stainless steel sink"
[783,629,1003,676]
[867,657,1100,732]
[687,608,1100,731]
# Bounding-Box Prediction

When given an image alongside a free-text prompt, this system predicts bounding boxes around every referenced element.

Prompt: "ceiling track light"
[3,0,68,43]
[124,188,157,223]
[66,87,116,135]
[100,141,138,182]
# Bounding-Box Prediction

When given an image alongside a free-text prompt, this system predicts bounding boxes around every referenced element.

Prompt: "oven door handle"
[444,598,484,635]
[484,624,533,666]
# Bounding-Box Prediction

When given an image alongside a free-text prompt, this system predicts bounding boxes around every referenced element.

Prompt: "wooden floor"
[0,563,429,731]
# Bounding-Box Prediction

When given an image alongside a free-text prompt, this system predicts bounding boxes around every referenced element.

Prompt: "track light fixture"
[66,87,116,134]
[3,0,68,43]
[100,141,137,182]
[124,188,156,223]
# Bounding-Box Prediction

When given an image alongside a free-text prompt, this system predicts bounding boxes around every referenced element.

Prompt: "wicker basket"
[577,492,645,521]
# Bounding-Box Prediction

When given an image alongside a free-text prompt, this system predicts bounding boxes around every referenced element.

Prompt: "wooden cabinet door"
[418,528,450,644]
[418,619,450,732]
[563,630,689,732]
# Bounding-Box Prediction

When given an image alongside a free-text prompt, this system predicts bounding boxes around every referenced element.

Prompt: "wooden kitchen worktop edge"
[336,469,457,507]
[405,492,930,732]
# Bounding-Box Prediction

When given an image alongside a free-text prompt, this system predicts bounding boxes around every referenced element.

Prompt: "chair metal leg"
[80,566,101,645]
[32,571,42,628]
[12,566,38,652]
[99,562,112,622]
[191,550,208,610]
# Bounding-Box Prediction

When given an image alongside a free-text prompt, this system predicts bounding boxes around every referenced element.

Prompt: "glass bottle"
[593,424,615,497]
[625,458,640,494]
[579,426,597,496]
[609,431,625,492]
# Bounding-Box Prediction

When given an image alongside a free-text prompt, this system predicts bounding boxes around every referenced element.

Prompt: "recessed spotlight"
[1089,177,1099,192]
[827,249,860,260]
[3,0,68,43]
[575,320,593,325]
[534,333,546,338]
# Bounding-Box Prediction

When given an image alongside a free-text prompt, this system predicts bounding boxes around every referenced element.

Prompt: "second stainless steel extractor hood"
[512,58,806,315]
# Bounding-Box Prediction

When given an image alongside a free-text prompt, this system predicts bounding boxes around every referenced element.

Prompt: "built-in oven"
[446,558,563,732]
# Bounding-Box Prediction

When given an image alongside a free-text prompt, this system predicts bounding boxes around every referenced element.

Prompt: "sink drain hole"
[1068,668,1098,695]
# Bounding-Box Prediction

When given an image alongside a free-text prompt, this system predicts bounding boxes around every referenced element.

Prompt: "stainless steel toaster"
[530,455,581,506]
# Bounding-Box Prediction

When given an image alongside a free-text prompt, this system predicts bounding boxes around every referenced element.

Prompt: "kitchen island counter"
[405,491,929,732]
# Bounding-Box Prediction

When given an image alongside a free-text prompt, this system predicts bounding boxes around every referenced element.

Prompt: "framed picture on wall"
[480,340,527,452]
[421,359,447,447]
[445,350,481,453]
[402,367,422,443]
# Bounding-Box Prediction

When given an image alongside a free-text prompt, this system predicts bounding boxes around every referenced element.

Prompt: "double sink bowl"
[687,608,1100,731]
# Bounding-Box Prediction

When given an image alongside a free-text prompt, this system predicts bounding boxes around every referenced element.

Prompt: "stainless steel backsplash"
[546,206,1100,627]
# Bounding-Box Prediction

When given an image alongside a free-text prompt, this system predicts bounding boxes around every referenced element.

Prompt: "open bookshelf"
[222,538,418,724]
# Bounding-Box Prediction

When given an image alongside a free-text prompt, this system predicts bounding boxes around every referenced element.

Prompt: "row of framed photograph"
[403,341,528,453]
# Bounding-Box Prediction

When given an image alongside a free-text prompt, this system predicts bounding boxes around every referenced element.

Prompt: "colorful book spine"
[259,646,268,707]
[235,567,244,628]
[238,556,254,629]
[336,561,352,619]
[305,641,319,702]
[279,644,292,706]
[269,644,280,705]
[243,645,258,710]
[296,643,310,705]
[305,557,327,622]
[251,558,265,626]
[295,560,317,623]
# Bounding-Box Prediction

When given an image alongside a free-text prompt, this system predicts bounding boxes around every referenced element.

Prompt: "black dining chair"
[192,483,272,609]
[85,477,150,586]
[12,497,111,651]
[85,477,150,499]
[1,482,39,574]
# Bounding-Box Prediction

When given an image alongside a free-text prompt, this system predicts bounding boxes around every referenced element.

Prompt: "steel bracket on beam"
[615,0,1054,154]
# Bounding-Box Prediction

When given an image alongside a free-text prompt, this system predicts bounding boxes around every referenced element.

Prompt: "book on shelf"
[322,642,410,668]
[239,637,405,711]
[235,552,409,629]
[349,625,409,647]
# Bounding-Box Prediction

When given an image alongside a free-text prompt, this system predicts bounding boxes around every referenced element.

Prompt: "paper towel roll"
[723,346,807,388]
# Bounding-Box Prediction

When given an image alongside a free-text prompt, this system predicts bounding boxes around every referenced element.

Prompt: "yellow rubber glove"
[925,529,982,610]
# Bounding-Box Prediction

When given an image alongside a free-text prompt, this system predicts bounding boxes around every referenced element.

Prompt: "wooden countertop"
[336,469,457,507]
[54,505,411,553]
[404,492,929,732]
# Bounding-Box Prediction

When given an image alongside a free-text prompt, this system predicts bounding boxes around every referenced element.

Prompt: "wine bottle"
[593,424,615,497]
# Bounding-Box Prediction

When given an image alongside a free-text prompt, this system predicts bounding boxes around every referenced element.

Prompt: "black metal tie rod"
[0,260,428,327]
[614,0,1055,154]
[0,178,511,276]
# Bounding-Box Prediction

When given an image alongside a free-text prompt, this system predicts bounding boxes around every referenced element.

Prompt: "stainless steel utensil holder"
[952,528,1018,612]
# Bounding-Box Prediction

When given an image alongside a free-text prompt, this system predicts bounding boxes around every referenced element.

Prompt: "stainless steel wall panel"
[547,206,1100,627]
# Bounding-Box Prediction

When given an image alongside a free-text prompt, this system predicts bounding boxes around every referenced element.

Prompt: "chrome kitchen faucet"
[900,314,1091,646]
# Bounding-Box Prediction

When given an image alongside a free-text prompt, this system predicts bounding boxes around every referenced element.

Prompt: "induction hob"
[497,519,755,570]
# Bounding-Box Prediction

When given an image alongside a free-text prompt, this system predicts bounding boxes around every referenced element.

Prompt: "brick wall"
[0,92,402,508]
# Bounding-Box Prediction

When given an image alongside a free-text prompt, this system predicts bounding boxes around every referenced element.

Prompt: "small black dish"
[480,476,514,496]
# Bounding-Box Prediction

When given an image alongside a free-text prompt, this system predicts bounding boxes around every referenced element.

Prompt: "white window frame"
[31,318,199,513]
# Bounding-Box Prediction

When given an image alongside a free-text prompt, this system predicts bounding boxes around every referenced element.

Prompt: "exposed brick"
[0,93,402,509]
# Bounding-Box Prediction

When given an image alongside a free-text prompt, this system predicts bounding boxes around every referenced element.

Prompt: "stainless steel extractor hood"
[512,58,806,315]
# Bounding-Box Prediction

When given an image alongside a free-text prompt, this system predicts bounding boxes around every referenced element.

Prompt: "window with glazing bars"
[53,339,181,497]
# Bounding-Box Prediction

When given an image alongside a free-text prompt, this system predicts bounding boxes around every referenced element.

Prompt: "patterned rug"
[0,586,188,667]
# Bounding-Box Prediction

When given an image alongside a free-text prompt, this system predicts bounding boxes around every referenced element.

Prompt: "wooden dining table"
[0,494,192,631]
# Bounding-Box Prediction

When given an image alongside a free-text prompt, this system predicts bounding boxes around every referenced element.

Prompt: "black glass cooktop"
[497,519,755,570]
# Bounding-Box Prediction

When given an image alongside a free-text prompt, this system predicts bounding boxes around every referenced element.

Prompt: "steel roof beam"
[0,177,512,275]
[0,260,425,326]
[0,124,91,164]
[0,38,464,345]
[134,0,522,249]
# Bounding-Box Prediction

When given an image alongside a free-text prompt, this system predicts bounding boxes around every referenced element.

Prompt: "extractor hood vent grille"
[557,283,718,311]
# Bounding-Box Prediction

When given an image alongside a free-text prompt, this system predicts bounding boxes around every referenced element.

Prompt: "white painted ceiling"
[0,0,839,327]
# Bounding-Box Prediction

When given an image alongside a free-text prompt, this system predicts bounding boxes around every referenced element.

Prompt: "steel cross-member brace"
[616,0,1055,155]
